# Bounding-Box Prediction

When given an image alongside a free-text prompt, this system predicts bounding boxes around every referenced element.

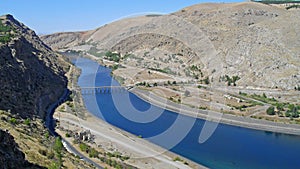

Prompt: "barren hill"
[41,2,300,90]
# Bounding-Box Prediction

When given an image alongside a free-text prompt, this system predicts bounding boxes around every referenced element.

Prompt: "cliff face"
[41,2,300,90]
[0,14,69,118]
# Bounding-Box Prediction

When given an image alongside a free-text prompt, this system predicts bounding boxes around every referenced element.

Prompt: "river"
[75,57,300,169]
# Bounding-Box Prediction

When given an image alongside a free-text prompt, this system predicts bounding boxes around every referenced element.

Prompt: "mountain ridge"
[41,2,300,90]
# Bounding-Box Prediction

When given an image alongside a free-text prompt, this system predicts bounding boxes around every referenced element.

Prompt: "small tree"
[275,103,284,111]
[266,106,275,115]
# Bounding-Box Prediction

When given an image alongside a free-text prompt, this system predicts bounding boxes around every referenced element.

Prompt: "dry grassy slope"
[0,110,94,169]
[42,2,300,90]
[0,14,69,118]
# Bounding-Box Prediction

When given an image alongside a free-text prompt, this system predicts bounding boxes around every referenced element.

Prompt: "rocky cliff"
[0,14,69,119]
[41,2,300,90]
[0,15,94,169]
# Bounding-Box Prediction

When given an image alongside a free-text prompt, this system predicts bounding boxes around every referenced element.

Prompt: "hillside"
[0,14,68,119]
[41,2,300,90]
[0,15,96,168]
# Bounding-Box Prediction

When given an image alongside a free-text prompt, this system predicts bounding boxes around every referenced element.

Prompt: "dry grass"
[0,110,94,169]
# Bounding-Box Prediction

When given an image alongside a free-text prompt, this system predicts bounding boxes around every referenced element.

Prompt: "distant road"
[131,88,300,136]
[45,89,103,169]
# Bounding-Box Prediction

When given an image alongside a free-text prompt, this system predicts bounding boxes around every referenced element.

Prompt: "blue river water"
[75,57,300,169]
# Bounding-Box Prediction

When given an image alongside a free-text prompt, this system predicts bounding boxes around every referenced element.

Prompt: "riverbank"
[130,87,300,136]
[85,51,300,136]
[54,109,205,169]
[54,56,205,169]
[62,55,298,168]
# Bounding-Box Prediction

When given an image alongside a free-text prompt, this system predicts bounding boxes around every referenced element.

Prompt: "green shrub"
[0,34,12,43]
[48,162,60,169]
[54,137,63,153]
[9,118,17,124]
[88,148,99,158]
[79,143,89,152]
[65,133,71,137]
[105,51,120,62]
[266,106,275,115]
[173,156,183,162]
[0,21,14,43]
[45,132,49,139]
[24,118,30,125]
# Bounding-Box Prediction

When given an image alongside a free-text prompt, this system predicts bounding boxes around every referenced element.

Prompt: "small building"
[78,130,93,142]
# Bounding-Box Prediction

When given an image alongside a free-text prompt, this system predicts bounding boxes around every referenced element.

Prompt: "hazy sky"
[1,0,242,34]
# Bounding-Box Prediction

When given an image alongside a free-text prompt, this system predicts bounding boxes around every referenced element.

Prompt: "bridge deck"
[79,86,134,95]
[80,86,134,88]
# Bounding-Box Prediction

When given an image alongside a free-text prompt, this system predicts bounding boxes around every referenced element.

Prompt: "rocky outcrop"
[0,14,69,119]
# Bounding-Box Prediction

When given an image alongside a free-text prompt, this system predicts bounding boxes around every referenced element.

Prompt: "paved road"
[45,89,103,169]
[61,138,103,169]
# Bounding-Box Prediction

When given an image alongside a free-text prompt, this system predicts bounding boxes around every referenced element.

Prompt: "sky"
[0,0,242,35]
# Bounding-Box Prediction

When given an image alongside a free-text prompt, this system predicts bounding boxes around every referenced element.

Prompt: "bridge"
[80,86,134,95]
